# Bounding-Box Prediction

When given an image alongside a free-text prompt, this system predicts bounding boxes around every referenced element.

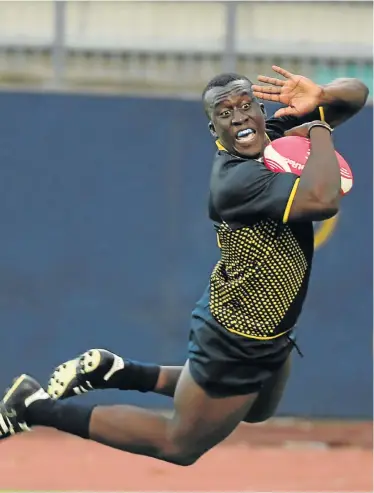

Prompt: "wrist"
[315,85,328,105]
[308,121,333,138]
[318,85,332,105]
[318,82,349,106]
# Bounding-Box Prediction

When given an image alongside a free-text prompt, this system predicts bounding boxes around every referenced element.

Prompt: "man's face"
[205,80,267,158]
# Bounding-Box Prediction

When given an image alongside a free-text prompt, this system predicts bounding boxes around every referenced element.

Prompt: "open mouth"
[235,128,257,144]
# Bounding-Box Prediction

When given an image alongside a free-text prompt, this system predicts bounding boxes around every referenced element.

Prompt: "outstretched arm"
[253,65,369,128]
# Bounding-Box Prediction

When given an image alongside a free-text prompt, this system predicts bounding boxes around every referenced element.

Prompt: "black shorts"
[188,286,296,397]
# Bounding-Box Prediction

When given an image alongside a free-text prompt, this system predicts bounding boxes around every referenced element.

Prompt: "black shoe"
[47,349,125,400]
[0,374,49,439]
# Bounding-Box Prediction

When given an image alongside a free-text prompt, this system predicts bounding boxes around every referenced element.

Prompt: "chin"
[234,144,263,159]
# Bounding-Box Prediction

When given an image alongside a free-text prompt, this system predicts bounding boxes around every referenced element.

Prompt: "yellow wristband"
[319,106,325,122]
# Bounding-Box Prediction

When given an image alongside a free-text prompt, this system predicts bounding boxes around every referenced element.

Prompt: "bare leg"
[89,361,258,465]
[151,357,290,424]
[154,357,291,423]
[104,353,290,425]
[154,366,182,397]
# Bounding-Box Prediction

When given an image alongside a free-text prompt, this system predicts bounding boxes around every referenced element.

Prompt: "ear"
[260,103,267,119]
[209,122,218,139]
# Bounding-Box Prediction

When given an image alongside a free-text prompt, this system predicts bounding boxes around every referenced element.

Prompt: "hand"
[284,121,329,139]
[252,65,323,118]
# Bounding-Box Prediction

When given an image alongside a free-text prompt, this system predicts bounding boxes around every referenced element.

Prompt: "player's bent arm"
[300,78,369,128]
[318,78,369,128]
[212,122,340,225]
[287,125,341,222]
[265,79,369,135]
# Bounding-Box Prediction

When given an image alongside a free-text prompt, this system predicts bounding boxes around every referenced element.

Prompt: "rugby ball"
[263,136,353,195]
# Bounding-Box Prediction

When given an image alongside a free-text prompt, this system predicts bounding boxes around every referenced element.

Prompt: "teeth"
[237,128,254,138]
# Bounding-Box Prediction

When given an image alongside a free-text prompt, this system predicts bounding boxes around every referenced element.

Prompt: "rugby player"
[0,66,368,466]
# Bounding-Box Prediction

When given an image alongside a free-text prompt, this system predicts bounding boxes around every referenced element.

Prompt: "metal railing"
[0,1,372,97]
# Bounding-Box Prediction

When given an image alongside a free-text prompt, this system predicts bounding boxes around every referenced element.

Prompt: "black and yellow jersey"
[208,115,315,340]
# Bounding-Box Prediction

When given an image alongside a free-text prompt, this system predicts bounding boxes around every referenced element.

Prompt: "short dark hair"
[202,73,252,100]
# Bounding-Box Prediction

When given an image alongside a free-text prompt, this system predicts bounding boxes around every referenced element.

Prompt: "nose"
[232,108,249,125]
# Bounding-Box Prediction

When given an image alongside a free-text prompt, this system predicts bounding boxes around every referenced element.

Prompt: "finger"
[274,106,298,118]
[252,85,281,95]
[257,75,285,87]
[253,91,281,103]
[271,65,294,79]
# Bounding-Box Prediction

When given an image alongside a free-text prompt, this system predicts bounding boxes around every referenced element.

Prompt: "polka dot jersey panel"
[210,219,308,339]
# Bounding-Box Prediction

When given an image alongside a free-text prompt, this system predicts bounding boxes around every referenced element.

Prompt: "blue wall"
[0,91,372,418]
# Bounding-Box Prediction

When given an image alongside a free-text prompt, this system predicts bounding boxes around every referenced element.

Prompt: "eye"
[220,110,231,118]
[242,102,251,110]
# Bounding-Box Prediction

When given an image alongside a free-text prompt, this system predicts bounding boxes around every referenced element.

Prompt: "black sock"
[25,399,95,439]
[107,360,161,392]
